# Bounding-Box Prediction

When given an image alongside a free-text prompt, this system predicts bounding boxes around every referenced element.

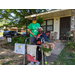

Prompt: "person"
[46,31,50,39]
[34,27,49,65]
[28,17,40,44]
[27,17,40,65]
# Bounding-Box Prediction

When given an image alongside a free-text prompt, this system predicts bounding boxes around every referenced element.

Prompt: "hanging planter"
[37,16,44,25]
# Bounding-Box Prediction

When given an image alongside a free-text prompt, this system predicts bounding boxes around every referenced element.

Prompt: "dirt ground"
[0,39,28,65]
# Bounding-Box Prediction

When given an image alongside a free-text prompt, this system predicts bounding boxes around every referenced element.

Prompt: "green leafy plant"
[65,42,75,51]
[4,36,29,46]
[37,16,44,25]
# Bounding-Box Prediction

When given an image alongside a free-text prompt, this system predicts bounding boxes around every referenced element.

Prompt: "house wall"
[71,9,75,42]
[70,15,75,42]
[46,16,70,40]
[70,15,75,31]
[70,9,75,31]
[54,17,60,39]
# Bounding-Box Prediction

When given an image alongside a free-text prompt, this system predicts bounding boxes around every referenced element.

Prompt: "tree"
[0,9,48,29]
[37,16,44,25]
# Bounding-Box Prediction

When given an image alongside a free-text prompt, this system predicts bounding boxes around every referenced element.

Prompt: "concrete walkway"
[47,43,65,65]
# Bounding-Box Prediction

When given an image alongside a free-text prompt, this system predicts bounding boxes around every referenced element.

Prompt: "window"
[47,20,53,25]
[41,21,46,32]
[42,26,46,32]
[40,19,53,32]
[47,19,53,31]
[47,26,53,31]
[41,21,46,26]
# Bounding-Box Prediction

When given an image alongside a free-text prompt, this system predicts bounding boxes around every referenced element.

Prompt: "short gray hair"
[38,27,43,31]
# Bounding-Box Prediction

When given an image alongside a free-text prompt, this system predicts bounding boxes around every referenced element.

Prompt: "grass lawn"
[0,32,3,35]
[52,46,75,65]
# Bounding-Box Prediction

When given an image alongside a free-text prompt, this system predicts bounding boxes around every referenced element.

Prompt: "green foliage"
[0,9,46,26]
[42,44,52,52]
[37,16,44,25]
[0,9,47,28]
[4,36,29,46]
[52,46,75,65]
[65,42,75,51]
[12,36,29,44]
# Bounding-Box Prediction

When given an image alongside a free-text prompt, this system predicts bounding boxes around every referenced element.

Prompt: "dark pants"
[37,46,42,62]
[30,37,35,45]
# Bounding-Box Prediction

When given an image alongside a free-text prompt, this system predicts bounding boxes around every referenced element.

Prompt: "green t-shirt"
[28,23,40,37]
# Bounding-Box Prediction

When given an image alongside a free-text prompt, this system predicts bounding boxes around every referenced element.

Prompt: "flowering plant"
[40,42,55,52]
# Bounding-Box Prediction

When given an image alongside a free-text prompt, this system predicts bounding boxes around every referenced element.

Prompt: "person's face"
[38,29,42,33]
[33,19,36,21]
[32,19,36,24]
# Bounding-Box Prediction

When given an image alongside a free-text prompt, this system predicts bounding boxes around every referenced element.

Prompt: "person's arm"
[43,33,49,42]
[28,23,36,38]
[28,29,36,38]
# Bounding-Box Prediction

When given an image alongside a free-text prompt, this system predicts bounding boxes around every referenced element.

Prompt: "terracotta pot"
[44,51,51,56]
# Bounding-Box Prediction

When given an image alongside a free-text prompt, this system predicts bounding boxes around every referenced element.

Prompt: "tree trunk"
[26,19,28,36]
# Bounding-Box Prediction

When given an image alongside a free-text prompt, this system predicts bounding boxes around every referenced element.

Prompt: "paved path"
[47,43,65,65]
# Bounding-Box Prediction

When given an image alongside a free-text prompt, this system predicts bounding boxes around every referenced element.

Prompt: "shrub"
[37,16,44,25]
[65,42,75,51]
[4,36,29,46]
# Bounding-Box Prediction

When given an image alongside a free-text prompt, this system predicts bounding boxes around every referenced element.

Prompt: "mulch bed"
[0,44,14,50]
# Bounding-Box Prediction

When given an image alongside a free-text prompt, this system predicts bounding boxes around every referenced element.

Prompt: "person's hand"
[33,35,36,38]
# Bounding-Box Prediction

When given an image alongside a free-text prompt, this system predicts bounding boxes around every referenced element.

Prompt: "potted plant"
[40,42,55,56]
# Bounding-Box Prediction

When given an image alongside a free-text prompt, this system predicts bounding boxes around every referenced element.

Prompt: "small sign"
[14,43,25,55]
[7,38,12,42]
